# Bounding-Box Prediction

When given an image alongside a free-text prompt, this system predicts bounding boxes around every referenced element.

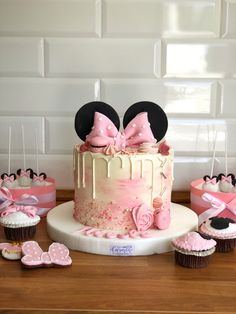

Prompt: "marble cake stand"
[47,201,198,256]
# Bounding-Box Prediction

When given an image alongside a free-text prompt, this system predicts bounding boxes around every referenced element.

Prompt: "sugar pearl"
[132,124,136,128]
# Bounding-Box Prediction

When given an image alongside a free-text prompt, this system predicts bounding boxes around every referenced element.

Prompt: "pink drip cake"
[73,101,174,237]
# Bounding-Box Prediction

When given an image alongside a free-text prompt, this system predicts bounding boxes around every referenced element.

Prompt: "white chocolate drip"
[107,159,111,178]
[82,153,86,188]
[77,153,80,189]
[74,147,171,203]
[129,157,134,180]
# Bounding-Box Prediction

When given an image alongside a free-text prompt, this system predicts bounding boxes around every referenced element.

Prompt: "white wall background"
[0,0,235,190]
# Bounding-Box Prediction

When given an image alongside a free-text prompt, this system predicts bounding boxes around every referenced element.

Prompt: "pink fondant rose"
[132,203,154,231]
[158,141,170,156]
[80,142,90,152]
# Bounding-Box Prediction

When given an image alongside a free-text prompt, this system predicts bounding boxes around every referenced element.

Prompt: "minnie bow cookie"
[21,241,72,268]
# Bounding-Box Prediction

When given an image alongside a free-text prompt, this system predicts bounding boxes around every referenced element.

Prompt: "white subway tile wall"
[0,0,235,190]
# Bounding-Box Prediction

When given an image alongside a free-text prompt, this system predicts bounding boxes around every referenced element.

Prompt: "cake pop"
[218,173,235,193]
[202,175,219,192]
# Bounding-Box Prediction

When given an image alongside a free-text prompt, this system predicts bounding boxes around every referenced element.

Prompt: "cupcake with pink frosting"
[199,217,236,252]
[172,232,216,268]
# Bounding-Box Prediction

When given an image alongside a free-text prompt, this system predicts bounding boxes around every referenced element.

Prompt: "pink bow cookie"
[21,241,72,268]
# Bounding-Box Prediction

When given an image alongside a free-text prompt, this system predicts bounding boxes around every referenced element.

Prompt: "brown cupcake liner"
[175,251,211,268]
[199,231,236,253]
[214,238,236,253]
[4,226,36,241]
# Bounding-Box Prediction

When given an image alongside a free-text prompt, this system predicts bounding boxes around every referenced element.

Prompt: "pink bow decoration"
[33,174,45,182]
[19,170,31,178]
[205,177,217,185]
[21,241,72,268]
[1,205,37,218]
[3,174,15,182]
[86,111,156,151]
[221,175,232,184]
[0,187,38,218]
[198,193,236,226]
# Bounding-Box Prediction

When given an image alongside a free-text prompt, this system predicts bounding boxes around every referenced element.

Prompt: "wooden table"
[0,200,236,313]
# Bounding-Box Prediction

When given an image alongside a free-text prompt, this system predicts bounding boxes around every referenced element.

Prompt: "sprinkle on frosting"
[172,232,216,252]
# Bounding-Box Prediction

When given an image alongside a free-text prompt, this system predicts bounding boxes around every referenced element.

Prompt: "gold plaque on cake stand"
[47,201,198,256]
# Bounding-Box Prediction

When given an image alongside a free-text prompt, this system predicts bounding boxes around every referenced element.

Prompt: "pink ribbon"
[86,111,156,150]
[1,205,37,218]
[205,177,217,185]
[221,175,232,183]
[0,187,38,218]
[198,193,236,225]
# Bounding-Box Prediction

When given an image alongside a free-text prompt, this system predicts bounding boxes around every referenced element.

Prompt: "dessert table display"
[0,197,235,314]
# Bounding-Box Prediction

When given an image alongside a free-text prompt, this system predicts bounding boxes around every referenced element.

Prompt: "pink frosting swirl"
[132,203,154,231]
[158,141,170,156]
[103,144,118,155]
[172,232,216,251]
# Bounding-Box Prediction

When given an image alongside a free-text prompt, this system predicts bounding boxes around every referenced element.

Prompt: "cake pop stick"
[1,126,18,188]
[202,129,219,192]
[218,126,235,192]
[225,125,228,176]
[32,130,47,186]
[17,125,33,187]
[210,130,217,179]
[35,130,39,175]
[21,124,26,170]
[8,126,11,175]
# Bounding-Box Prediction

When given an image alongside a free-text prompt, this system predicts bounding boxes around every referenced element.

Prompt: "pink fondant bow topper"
[33,174,45,182]
[198,192,236,225]
[221,175,232,183]
[19,169,31,178]
[86,112,156,151]
[3,174,15,182]
[0,187,38,218]
[205,177,217,185]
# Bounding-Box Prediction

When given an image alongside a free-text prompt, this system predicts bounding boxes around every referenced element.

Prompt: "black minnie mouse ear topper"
[74,101,120,141]
[123,101,168,143]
